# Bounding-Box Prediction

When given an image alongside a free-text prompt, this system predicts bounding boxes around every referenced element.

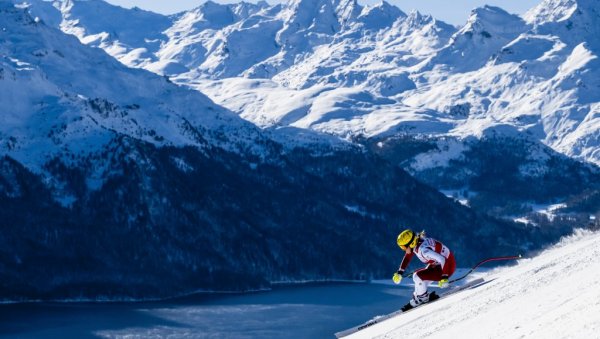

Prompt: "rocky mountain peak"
[459,5,527,37]
[356,1,404,31]
[524,0,597,25]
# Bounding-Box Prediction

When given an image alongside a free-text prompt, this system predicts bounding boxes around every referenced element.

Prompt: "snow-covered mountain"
[4,1,555,301]
[344,228,600,338]
[24,0,600,218]
[2,1,289,171]
[2,0,598,300]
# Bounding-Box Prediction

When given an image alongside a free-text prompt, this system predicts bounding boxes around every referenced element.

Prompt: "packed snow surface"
[347,229,600,338]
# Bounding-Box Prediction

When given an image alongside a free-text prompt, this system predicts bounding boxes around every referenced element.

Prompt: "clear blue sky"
[104,0,542,26]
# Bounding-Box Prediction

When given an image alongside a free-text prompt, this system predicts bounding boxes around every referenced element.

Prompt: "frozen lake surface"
[0,282,414,338]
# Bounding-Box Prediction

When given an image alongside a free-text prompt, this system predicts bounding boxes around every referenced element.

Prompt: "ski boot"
[401,291,439,311]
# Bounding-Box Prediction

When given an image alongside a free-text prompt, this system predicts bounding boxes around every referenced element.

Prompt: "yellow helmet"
[397,229,418,250]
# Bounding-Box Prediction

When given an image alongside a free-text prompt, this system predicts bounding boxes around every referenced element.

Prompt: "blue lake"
[0,282,414,338]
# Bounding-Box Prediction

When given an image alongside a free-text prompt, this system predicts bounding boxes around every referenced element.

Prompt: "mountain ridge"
[25,0,597,171]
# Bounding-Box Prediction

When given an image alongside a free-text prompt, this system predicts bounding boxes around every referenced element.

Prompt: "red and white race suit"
[399,237,456,296]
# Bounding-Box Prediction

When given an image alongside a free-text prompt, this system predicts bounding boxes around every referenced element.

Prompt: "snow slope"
[346,229,600,338]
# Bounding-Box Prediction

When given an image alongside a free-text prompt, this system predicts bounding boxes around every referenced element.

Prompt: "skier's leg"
[402,267,442,311]
[414,265,443,284]
[413,269,432,296]
[411,266,443,304]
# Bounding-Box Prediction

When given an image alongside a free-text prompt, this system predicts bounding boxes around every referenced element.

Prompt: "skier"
[392,229,456,311]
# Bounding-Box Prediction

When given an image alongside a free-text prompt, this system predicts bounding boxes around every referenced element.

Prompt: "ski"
[334,277,487,338]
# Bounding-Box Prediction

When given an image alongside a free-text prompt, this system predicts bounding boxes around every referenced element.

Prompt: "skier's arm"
[421,247,447,271]
[398,251,414,273]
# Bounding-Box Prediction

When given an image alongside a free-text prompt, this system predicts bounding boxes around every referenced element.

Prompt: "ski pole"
[448,254,522,284]
[401,254,522,280]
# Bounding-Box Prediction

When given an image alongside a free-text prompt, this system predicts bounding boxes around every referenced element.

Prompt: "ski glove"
[392,270,404,284]
[438,275,449,288]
